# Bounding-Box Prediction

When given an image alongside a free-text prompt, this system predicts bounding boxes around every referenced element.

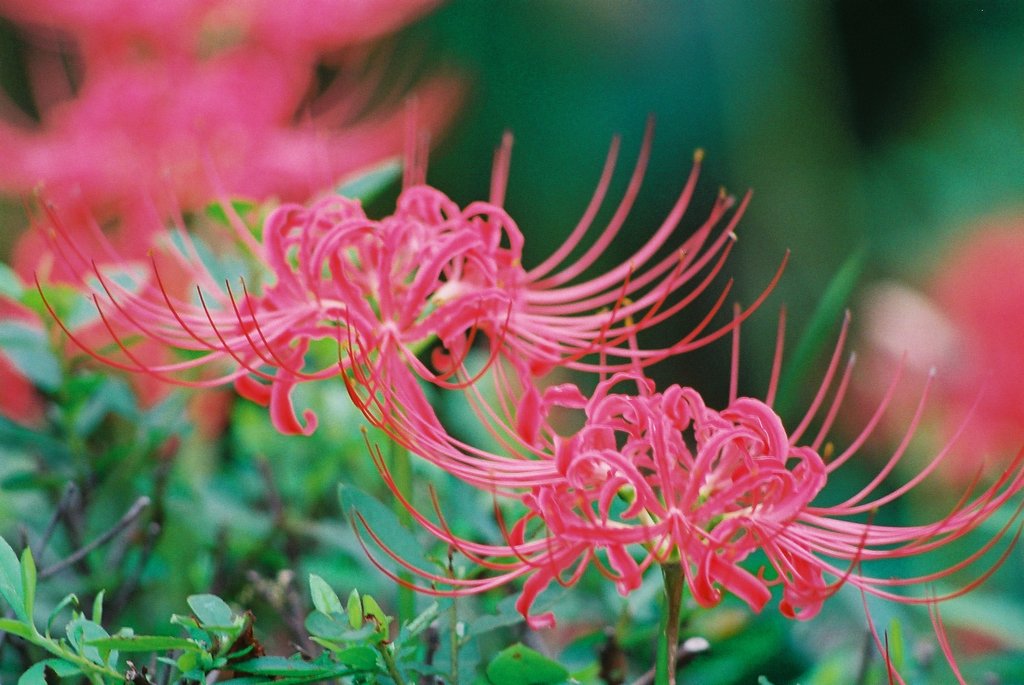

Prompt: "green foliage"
[0,321,61,391]
[0,550,491,685]
[485,643,568,685]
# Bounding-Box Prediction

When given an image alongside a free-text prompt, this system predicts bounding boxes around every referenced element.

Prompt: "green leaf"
[91,589,104,625]
[21,283,79,324]
[17,659,79,685]
[346,589,363,630]
[304,611,343,641]
[20,547,35,622]
[187,594,235,628]
[338,484,429,571]
[70,376,137,436]
[776,247,864,418]
[45,594,78,638]
[0,321,61,391]
[205,199,257,229]
[66,618,113,667]
[309,575,343,617]
[0,617,35,640]
[467,595,525,638]
[887,617,905,672]
[336,159,402,203]
[230,656,341,677]
[486,643,569,685]
[361,595,389,639]
[0,536,26,621]
[333,645,379,670]
[0,263,23,300]
[176,649,199,675]
[89,635,196,652]
[304,611,375,643]
[402,601,441,639]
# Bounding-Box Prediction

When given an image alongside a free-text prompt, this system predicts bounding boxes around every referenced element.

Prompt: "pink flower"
[0,0,457,275]
[353,312,1024,634]
[48,127,780,435]
[0,1,440,58]
[858,216,1024,481]
[2,0,455,426]
[0,37,455,229]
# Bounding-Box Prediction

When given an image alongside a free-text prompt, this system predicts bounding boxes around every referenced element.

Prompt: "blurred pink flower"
[0,0,455,247]
[0,1,441,58]
[859,216,1024,481]
[46,128,779,435]
[0,0,455,426]
[353,313,1023,636]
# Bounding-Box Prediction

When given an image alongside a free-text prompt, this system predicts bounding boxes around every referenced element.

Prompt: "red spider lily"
[352,310,1024,635]
[44,125,781,435]
[0,0,456,427]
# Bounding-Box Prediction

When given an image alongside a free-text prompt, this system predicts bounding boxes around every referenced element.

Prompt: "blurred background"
[1,1,1023,683]
[413,0,1024,397]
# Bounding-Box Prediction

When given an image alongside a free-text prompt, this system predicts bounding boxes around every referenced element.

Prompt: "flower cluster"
[353,310,1024,637]
[50,126,777,436]
[39,125,1023,680]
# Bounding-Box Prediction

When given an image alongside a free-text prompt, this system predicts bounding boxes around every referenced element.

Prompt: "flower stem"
[655,563,684,685]
[389,440,416,623]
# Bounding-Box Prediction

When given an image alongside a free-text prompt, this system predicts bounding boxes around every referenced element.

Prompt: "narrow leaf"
[89,635,196,652]
[91,589,104,625]
[45,594,78,638]
[20,547,35,623]
[230,656,340,677]
[776,247,865,418]
[887,617,905,672]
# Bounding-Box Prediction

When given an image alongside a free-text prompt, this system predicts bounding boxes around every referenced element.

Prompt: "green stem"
[389,440,416,623]
[655,563,684,685]
[378,642,408,685]
[26,625,123,682]
[449,594,459,685]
